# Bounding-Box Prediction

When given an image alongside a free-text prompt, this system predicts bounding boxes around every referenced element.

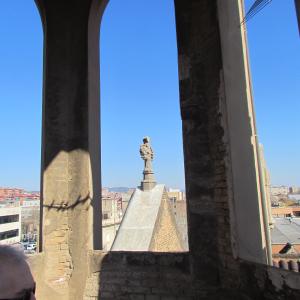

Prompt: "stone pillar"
[34,0,107,299]
[174,0,267,284]
[174,0,224,283]
[141,168,156,191]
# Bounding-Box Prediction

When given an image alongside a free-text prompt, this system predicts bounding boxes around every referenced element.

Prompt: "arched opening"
[0,2,42,253]
[245,0,300,270]
[100,0,188,251]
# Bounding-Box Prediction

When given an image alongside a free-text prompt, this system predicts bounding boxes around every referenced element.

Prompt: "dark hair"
[0,282,35,300]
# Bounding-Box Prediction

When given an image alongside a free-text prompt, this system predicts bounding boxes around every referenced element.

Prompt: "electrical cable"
[241,0,273,25]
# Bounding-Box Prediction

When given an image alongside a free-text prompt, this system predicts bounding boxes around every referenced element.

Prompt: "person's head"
[0,245,36,300]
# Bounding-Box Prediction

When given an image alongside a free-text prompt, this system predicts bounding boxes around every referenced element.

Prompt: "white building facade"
[270,186,289,196]
[0,203,21,245]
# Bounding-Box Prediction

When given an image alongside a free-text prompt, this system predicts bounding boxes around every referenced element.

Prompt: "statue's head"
[143,136,150,144]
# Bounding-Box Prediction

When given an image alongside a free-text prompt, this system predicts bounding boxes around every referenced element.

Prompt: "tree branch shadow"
[43,193,91,211]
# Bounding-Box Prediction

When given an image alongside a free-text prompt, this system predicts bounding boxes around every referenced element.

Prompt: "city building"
[101,190,123,251]
[271,218,300,254]
[272,207,300,218]
[167,188,188,250]
[167,188,185,202]
[0,201,21,245]
[289,186,300,194]
[288,194,300,204]
[0,188,40,246]
[20,198,40,242]
[101,189,122,221]
[119,189,134,213]
[270,186,289,196]
[0,187,24,199]
[271,217,300,272]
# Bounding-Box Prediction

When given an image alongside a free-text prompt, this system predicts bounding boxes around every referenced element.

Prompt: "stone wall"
[83,252,213,300]
[81,252,300,300]
[29,251,300,299]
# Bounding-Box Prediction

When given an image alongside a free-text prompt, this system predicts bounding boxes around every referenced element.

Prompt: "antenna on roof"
[241,0,273,25]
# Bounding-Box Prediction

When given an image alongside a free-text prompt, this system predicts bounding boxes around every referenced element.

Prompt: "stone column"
[34,0,107,299]
[141,167,156,191]
[174,0,224,283]
[174,0,268,284]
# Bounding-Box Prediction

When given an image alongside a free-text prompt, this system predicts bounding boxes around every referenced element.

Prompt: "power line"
[241,0,273,25]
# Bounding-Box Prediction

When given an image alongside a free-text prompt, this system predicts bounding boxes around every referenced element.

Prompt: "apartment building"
[0,201,21,245]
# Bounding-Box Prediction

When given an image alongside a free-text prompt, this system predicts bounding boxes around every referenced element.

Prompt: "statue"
[139,136,156,191]
[140,136,154,172]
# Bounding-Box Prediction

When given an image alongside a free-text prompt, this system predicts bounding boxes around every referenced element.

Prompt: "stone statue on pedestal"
[140,137,156,191]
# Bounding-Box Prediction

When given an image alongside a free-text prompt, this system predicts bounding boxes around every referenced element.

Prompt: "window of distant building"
[0,214,19,224]
[0,229,19,240]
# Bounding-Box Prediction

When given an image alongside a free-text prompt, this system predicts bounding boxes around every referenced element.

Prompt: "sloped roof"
[111,184,183,251]
[271,218,300,245]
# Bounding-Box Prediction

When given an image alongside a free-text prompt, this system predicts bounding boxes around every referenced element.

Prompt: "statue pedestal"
[141,170,156,191]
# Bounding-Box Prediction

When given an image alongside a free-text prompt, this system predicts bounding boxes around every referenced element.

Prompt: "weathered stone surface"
[175,0,225,283]
[32,0,108,299]
[81,252,300,300]
[149,190,184,251]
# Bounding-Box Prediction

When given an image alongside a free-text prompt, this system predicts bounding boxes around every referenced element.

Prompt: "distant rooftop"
[112,184,184,252]
[271,218,300,245]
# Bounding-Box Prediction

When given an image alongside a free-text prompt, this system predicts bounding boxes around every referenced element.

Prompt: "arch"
[100,0,188,252]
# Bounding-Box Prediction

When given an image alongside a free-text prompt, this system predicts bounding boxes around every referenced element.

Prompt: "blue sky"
[245,0,300,186]
[0,1,299,191]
